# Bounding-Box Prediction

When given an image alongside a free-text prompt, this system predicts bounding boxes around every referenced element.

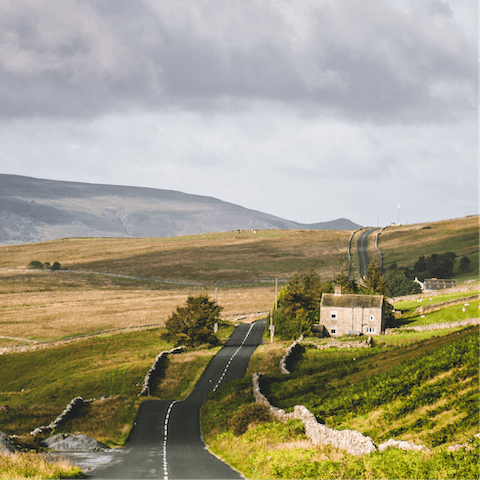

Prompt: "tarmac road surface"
[358,228,376,278]
[91,319,266,479]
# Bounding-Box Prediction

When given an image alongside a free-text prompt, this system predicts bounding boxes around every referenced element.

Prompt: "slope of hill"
[0,174,361,244]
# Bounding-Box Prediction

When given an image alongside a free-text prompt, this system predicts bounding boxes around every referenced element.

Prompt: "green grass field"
[201,327,479,479]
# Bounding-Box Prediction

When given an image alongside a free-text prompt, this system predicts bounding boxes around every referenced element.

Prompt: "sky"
[0,0,477,227]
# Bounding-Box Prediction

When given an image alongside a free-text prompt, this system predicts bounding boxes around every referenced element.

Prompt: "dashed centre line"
[161,323,257,479]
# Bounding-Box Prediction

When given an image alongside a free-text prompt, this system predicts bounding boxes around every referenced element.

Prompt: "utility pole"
[214,287,219,333]
[270,311,274,343]
[275,278,278,311]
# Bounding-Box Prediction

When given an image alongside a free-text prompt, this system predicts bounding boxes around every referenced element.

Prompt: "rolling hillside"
[0,174,361,244]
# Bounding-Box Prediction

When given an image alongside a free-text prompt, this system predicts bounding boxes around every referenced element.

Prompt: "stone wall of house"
[320,306,383,336]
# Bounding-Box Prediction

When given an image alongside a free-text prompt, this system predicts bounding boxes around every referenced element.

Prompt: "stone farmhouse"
[319,287,385,336]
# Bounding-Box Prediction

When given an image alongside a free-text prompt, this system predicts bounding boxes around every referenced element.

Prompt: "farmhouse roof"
[321,293,384,308]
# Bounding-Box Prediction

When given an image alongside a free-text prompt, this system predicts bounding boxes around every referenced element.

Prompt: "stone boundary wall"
[385,318,479,334]
[280,336,372,374]
[392,283,479,304]
[138,346,185,396]
[31,396,93,436]
[414,294,478,315]
[252,373,377,456]
[304,338,372,350]
[30,346,186,436]
[279,336,303,374]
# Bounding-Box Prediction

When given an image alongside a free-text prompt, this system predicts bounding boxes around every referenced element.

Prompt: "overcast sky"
[0,0,477,227]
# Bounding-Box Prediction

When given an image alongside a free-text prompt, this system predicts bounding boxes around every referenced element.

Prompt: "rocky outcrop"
[252,373,377,456]
[0,432,20,455]
[138,346,186,396]
[378,438,428,452]
[43,433,110,452]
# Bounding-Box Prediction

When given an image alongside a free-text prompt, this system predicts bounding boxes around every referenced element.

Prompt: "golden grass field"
[0,216,477,348]
[0,229,351,347]
[0,270,275,346]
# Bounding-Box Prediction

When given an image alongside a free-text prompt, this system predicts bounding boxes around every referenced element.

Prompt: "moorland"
[0,215,478,479]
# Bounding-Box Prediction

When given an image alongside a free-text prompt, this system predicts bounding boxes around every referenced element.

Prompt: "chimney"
[334,285,342,296]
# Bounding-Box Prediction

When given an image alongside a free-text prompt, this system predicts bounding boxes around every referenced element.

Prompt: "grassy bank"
[201,326,479,479]
[0,453,84,479]
[378,216,479,278]
[0,324,229,446]
[0,229,351,282]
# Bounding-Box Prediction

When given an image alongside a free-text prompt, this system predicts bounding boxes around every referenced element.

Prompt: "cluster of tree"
[273,263,404,340]
[272,265,397,340]
[162,294,222,347]
[273,268,332,340]
[387,252,472,284]
[28,260,61,270]
[412,252,457,280]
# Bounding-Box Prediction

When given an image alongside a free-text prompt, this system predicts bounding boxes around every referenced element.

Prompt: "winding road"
[91,320,266,479]
[357,228,376,278]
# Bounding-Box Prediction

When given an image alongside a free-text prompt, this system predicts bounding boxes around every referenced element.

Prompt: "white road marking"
[162,322,258,479]
[163,400,177,480]
[213,323,255,392]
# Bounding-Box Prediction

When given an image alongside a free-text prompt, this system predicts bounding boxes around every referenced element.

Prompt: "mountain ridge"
[0,174,362,244]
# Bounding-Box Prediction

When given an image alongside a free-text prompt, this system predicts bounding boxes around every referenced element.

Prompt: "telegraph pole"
[214,287,219,333]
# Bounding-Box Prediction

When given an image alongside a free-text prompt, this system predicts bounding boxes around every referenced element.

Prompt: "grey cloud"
[0,0,475,123]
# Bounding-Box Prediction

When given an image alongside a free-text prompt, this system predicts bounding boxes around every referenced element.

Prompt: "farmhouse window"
[369,315,374,321]
[331,327,337,334]
[366,327,375,333]
[331,311,337,319]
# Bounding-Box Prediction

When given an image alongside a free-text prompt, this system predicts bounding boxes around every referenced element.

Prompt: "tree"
[363,262,388,296]
[51,261,61,271]
[163,294,222,347]
[274,268,332,340]
[333,271,358,294]
[459,256,471,274]
[383,268,422,297]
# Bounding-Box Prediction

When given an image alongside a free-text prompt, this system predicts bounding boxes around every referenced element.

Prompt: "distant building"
[319,286,385,336]
[423,278,456,291]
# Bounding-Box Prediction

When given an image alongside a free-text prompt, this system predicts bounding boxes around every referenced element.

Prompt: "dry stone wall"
[252,372,377,455]
[414,294,478,315]
[279,336,303,374]
[385,318,479,334]
[138,346,185,396]
[31,396,92,436]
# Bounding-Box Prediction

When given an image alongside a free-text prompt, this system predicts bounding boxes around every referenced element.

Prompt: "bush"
[28,260,44,269]
[51,261,61,271]
[230,403,273,436]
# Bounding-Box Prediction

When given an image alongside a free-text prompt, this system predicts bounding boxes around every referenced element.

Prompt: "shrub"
[51,261,61,271]
[230,403,273,436]
[28,260,44,269]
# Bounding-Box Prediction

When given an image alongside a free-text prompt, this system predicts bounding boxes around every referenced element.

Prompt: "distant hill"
[0,174,361,244]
